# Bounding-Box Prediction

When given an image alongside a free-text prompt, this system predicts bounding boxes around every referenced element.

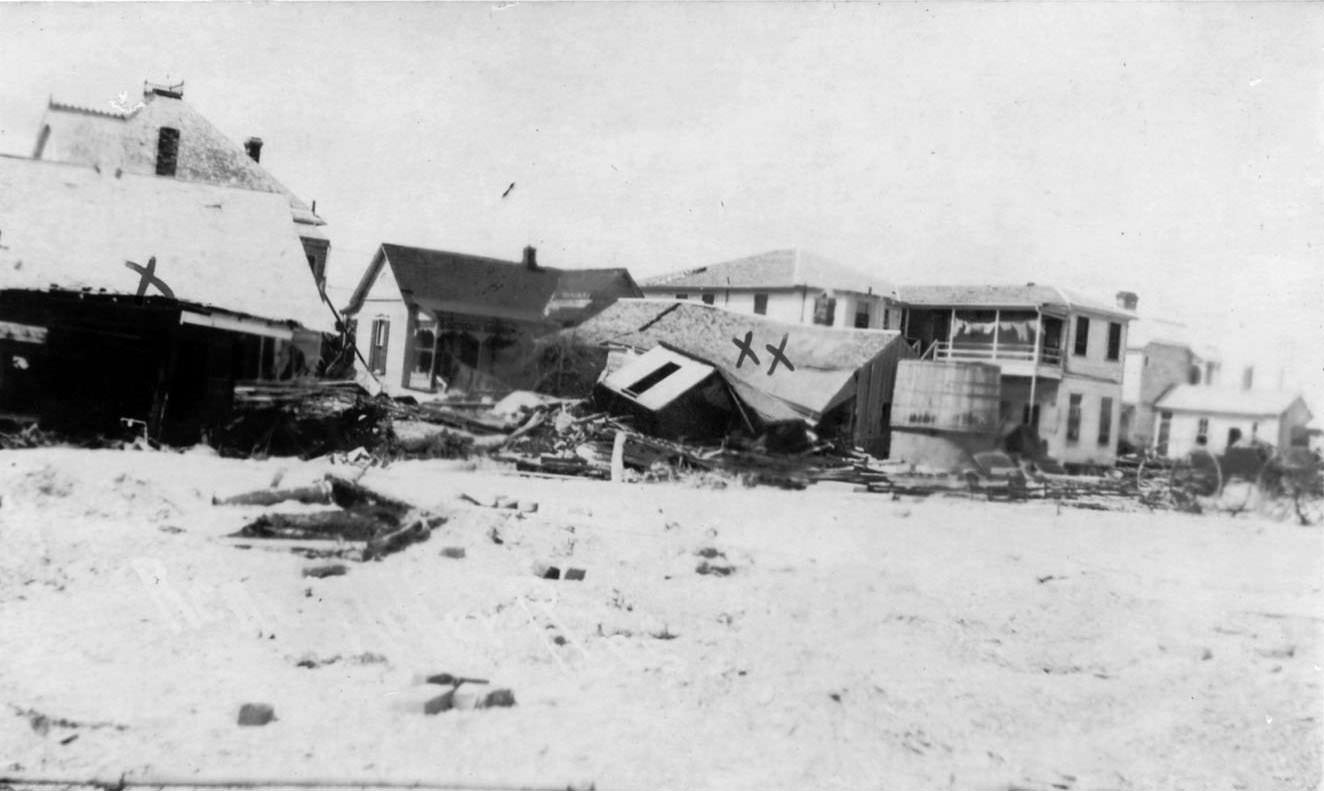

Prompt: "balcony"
[926,340,1064,377]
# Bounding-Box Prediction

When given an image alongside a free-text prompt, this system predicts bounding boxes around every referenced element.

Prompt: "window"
[701,293,715,305]
[1098,397,1114,446]
[155,127,180,177]
[1066,393,1083,443]
[854,302,871,329]
[1073,316,1090,356]
[414,327,436,374]
[882,308,890,329]
[675,293,688,300]
[753,293,768,315]
[812,294,837,326]
[624,362,680,397]
[1106,322,1122,361]
[1196,417,1209,445]
[368,318,390,375]
[1157,411,1173,456]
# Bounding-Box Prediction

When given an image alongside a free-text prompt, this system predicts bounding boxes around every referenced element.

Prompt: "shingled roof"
[0,155,328,330]
[896,284,1132,319]
[344,243,641,327]
[640,249,895,297]
[36,90,323,230]
[1155,386,1309,418]
[563,298,909,419]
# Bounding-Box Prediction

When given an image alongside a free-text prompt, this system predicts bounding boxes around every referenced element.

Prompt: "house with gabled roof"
[638,248,901,331]
[1151,386,1312,458]
[30,81,330,288]
[895,283,1134,467]
[341,243,641,394]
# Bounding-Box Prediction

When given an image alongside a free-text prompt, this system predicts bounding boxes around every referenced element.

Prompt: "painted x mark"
[124,256,175,300]
[764,333,795,375]
[732,330,760,369]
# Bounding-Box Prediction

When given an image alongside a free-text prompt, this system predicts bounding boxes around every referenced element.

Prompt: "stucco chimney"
[244,137,263,163]
[1115,291,1138,311]
[523,245,538,270]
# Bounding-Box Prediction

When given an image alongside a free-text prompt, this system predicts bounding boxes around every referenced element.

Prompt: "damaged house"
[561,299,914,455]
[0,154,329,443]
[341,243,641,395]
[29,81,331,287]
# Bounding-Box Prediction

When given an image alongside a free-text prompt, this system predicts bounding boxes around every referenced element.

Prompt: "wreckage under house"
[0,155,329,443]
[559,299,915,455]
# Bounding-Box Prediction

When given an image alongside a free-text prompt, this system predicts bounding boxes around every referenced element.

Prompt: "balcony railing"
[930,341,1063,367]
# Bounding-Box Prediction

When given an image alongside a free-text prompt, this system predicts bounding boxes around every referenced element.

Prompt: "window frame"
[753,293,769,315]
[1073,316,1090,357]
[1066,393,1083,443]
[155,127,180,177]
[1098,396,1114,447]
[1106,321,1122,361]
[368,318,390,375]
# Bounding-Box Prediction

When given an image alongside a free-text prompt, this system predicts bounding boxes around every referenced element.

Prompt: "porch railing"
[931,341,1063,367]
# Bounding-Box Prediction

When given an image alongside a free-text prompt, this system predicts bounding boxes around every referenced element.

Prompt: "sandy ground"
[0,448,1320,791]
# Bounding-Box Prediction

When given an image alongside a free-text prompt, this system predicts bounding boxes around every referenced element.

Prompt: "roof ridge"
[48,97,137,120]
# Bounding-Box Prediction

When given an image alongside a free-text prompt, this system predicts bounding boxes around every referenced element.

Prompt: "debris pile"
[219,473,443,562]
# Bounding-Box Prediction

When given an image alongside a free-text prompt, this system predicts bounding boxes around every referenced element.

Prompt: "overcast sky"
[1,2,1320,402]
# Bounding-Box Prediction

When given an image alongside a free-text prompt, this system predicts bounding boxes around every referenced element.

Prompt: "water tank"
[891,360,1001,434]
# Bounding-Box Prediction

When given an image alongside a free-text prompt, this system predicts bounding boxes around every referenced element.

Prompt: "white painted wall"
[1045,378,1124,466]
[350,262,412,389]
[1156,412,1281,457]
[644,287,900,330]
[1064,312,1128,383]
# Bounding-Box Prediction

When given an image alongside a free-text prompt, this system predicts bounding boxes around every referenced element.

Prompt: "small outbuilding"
[1152,385,1313,457]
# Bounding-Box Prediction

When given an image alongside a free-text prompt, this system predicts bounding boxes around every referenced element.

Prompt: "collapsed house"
[559,299,914,455]
[0,154,329,443]
[340,243,641,395]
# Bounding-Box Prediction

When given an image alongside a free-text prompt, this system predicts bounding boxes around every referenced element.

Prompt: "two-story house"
[29,81,330,288]
[896,284,1134,467]
[638,248,902,330]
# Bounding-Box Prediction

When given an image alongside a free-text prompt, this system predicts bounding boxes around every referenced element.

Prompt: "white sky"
[1,2,1321,405]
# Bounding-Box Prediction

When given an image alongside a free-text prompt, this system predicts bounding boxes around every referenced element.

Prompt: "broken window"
[1098,397,1113,446]
[753,293,768,315]
[701,293,715,305]
[156,127,180,176]
[1073,316,1090,357]
[1196,417,1209,446]
[623,361,680,397]
[1066,393,1083,443]
[368,318,390,375]
[813,294,837,326]
[854,302,871,329]
[1106,322,1122,361]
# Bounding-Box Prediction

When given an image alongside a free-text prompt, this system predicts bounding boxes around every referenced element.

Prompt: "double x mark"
[124,256,175,300]
[731,330,795,375]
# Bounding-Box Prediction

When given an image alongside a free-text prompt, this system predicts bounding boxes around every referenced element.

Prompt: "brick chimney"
[244,137,263,163]
[1115,291,1139,311]
[523,245,538,270]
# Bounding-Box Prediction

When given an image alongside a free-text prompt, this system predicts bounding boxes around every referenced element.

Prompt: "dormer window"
[155,127,180,176]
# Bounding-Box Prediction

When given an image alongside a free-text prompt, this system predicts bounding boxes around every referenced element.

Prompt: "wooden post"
[611,430,627,483]
[992,308,1000,361]
[1028,309,1042,427]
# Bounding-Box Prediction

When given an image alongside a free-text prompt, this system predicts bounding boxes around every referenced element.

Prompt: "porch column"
[992,309,1000,361]
[947,308,957,356]
[1029,309,1042,421]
